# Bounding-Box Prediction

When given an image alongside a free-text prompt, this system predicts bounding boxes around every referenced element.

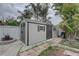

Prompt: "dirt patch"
[46,48,64,56]
[39,46,66,56]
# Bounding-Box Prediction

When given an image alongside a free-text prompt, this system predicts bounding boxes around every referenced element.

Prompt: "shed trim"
[27,22,29,46]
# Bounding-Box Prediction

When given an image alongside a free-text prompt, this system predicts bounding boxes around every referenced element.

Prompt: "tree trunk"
[37,13,38,21]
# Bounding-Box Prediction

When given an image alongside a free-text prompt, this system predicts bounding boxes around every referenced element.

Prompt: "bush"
[47,46,53,50]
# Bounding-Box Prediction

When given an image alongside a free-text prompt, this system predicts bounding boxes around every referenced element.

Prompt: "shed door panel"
[46,25,52,39]
[29,23,46,45]
[21,23,25,43]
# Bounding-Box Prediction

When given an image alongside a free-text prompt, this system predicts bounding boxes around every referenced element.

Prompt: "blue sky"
[0,3,62,25]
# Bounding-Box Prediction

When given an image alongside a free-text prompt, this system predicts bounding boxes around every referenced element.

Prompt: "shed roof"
[21,19,52,25]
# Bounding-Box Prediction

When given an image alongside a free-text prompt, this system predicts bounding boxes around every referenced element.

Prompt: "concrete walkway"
[20,43,49,56]
[19,38,63,56]
[0,40,24,56]
[57,44,79,56]
[64,50,79,56]
[19,38,79,56]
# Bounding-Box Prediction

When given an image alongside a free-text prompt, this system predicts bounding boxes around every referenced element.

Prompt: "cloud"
[0,3,62,25]
[0,3,26,18]
[48,8,62,25]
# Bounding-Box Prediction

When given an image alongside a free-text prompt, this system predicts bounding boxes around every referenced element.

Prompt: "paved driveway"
[0,40,23,56]
[0,38,62,56]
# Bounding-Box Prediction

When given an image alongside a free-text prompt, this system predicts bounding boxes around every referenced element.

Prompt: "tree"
[18,4,33,20]
[38,3,49,22]
[53,3,79,41]
[0,17,20,26]
[0,20,3,25]
[18,3,50,22]
[6,20,19,26]
[30,3,40,21]
[30,3,49,22]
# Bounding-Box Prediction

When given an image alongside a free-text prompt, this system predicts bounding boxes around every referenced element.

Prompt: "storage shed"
[20,19,52,46]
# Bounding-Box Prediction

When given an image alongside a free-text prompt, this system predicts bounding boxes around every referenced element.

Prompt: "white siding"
[29,23,46,45]
[0,26,20,40]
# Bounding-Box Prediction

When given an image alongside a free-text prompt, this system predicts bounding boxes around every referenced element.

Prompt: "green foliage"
[0,17,20,26]
[65,23,73,32]
[18,5,33,20]
[47,46,53,50]
[30,3,49,22]
[53,3,79,37]
[18,3,49,22]
[6,20,19,26]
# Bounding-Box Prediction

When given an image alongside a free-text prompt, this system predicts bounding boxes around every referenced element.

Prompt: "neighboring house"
[20,19,52,46]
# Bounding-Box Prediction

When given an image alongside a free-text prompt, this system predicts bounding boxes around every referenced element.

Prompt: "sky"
[0,3,62,25]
